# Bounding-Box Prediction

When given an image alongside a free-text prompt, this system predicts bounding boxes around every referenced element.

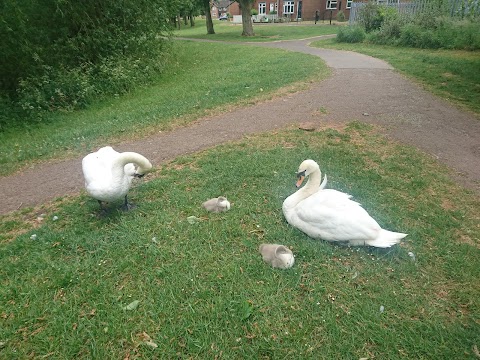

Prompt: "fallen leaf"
[187,216,201,224]
[123,300,140,311]
[145,340,158,349]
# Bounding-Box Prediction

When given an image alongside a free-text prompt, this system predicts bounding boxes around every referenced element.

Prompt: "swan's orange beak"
[296,170,306,188]
[296,176,305,188]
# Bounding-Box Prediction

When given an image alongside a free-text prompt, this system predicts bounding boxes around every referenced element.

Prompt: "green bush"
[365,8,480,51]
[378,23,439,48]
[0,0,174,113]
[15,45,172,114]
[336,10,346,22]
[336,26,366,43]
[443,19,480,50]
[357,2,385,32]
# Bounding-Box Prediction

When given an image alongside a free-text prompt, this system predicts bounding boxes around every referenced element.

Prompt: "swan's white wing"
[294,191,381,242]
[81,146,121,187]
[82,151,115,184]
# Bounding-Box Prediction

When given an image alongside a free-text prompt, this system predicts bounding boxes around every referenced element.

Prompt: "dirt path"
[1,36,479,215]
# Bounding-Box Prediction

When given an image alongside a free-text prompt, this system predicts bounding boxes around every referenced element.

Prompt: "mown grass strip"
[1,125,478,359]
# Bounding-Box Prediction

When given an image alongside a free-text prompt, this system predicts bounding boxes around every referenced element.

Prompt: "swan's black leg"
[121,195,136,211]
[96,200,110,217]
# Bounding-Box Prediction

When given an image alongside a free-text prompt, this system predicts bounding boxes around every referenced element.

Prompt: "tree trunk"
[204,2,215,34]
[189,13,195,27]
[238,1,254,36]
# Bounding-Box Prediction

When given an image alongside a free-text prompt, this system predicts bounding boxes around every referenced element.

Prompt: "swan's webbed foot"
[121,195,137,211]
[96,200,112,217]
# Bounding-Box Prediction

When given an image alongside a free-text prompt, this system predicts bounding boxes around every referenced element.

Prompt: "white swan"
[82,146,152,211]
[282,159,407,248]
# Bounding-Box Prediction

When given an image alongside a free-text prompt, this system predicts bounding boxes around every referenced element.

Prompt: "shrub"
[443,19,480,50]
[0,0,174,113]
[15,40,172,114]
[397,24,441,48]
[368,14,408,45]
[366,9,480,51]
[336,10,346,22]
[17,65,95,113]
[357,2,383,32]
[336,26,366,43]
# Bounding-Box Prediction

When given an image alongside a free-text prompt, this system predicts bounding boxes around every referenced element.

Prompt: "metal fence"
[349,0,480,24]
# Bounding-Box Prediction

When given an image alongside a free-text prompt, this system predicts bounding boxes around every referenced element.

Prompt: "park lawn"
[173,18,341,41]
[1,124,479,359]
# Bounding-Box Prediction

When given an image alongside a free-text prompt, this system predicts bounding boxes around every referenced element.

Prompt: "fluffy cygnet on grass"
[259,244,295,269]
[202,196,231,213]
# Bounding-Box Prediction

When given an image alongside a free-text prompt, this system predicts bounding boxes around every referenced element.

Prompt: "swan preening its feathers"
[282,159,407,248]
[82,146,152,211]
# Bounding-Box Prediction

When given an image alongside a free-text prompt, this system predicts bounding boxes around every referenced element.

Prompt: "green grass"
[0,40,328,176]
[311,38,480,115]
[174,19,341,41]
[1,124,479,358]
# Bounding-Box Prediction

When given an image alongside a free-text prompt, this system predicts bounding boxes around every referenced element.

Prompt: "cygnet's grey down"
[259,244,295,269]
[202,196,231,213]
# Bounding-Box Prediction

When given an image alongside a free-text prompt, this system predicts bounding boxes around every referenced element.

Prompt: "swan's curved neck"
[297,169,322,200]
[112,152,152,174]
[284,167,322,210]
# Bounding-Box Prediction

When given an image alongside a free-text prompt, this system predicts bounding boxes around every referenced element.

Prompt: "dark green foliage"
[0,0,175,114]
[336,26,366,43]
[356,2,394,32]
[368,15,480,50]
[336,10,346,22]
[353,0,480,50]
[398,24,442,48]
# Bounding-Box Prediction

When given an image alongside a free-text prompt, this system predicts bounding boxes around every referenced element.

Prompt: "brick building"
[219,0,352,22]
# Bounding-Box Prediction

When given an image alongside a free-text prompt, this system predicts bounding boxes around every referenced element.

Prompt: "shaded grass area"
[174,19,340,41]
[0,40,328,176]
[1,125,479,359]
[311,38,480,116]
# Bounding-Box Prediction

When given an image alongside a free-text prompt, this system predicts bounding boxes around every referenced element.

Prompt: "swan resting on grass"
[282,159,407,248]
[82,146,152,211]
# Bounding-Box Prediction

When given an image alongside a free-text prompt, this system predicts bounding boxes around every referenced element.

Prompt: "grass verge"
[0,40,328,176]
[311,38,480,116]
[1,124,479,359]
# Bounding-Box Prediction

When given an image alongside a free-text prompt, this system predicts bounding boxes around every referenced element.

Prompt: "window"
[270,3,274,12]
[259,2,266,14]
[326,0,337,9]
[284,0,295,14]
[346,0,352,8]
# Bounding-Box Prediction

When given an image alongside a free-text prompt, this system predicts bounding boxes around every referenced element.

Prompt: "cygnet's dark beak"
[134,173,145,178]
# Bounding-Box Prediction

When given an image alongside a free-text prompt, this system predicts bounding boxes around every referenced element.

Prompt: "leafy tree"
[236,0,255,36]
[200,0,215,35]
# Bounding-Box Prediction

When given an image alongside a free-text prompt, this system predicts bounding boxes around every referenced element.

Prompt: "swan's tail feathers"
[366,229,408,248]
[319,174,328,190]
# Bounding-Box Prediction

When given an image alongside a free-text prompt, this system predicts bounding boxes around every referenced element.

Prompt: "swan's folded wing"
[82,152,113,184]
[295,195,380,241]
